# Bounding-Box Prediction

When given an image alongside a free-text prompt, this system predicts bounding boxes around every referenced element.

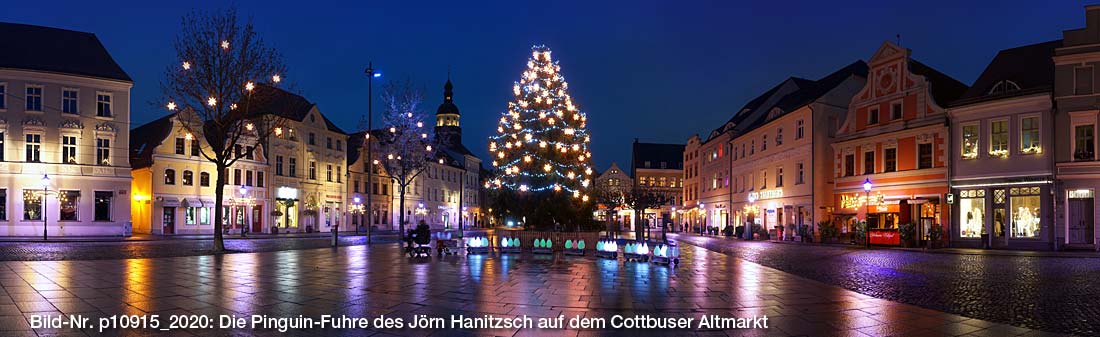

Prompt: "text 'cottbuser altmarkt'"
[7,5,1100,252]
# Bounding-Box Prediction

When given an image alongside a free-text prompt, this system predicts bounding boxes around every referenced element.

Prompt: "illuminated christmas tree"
[487,45,595,229]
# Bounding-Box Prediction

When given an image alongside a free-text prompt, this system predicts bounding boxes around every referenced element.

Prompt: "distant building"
[0,22,134,236]
[630,140,685,231]
[949,40,1058,250]
[345,130,393,231]
[831,41,967,245]
[594,162,632,228]
[682,136,702,231]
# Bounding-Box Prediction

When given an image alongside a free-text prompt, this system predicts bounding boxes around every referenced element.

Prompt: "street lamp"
[863,178,872,248]
[365,62,382,244]
[239,186,249,237]
[41,174,50,241]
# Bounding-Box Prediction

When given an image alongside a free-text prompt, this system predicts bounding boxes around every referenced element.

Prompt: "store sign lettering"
[841,193,886,209]
[868,230,900,245]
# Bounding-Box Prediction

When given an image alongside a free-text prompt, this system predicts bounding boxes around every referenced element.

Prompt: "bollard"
[332,225,339,247]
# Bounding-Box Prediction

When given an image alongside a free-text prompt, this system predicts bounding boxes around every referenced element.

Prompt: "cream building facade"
[0,23,134,236]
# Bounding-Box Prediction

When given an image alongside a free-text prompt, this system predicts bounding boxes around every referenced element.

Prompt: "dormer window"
[989,80,1021,95]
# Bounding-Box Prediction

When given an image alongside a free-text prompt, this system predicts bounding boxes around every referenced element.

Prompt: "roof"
[909,59,969,106]
[953,40,1061,106]
[632,141,685,171]
[250,84,346,134]
[129,113,176,169]
[436,79,460,116]
[741,61,869,132]
[0,22,131,82]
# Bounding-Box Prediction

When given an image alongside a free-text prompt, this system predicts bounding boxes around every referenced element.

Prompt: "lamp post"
[41,174,50,241]
[364,62,382,244]
[748,194,756,240]
[863,178,872,248]
[239,186,249,237]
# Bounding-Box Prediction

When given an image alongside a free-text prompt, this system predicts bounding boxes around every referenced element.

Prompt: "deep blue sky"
[0,1,1089,170]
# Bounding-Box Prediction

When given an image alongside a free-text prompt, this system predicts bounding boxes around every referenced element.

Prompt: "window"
[0,189,5,220]
[96,93,112,117]
[844,154,855,177]
[1021,116,1040,153]
[336,140,343,151]
[327,137,333,149]
[175,138,186,154]
[186,208,196,225]
[776,128,783,146]
[235,145,243,158]
[190,139,200,156]
[918,143,933,169]
[96,138,110,166]
[59,190,79,221]
[309,161,317,180]
[0,84,5,109]
[891,102,902,120]
[183,170,194,186]
[959,189,985,238]
[884,148,897,172]
[23,190,42,220]
[990,120,1008,156]
[1076,66,1094,95]
[796,119,804,140]
[289,158,298,177]
[276,156,284,176]
[760,169,767,189]
[962,124,979,159]
[0,132,4,161]
[62,136,78,164]
[164,169,176,185]
[233,169,241,185]
[26,86,42,111]
[62,89,78,114]
[775,167,784,187]
[337,166,342,183]
[200,172,210,187]
[750,140,755,155]
[245,146,254,160]
[382,184,388,196]
[796,162,805,185]
[868,107,879,125]
[25,134,41,162]
[354,180,361,193]
[245,170,253,186]
[309,133,316,145]
[864,151,875,175]
[1075,125,1095,161]
[1010,187,1041,238]
[257,171,264,188]
[762,135,767,151]
[200,208,209,224]
[94,191,112,221]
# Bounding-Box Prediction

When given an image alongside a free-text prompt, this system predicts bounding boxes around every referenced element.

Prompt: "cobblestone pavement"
[0,235,400,261]
[0,241,1060,337]
[672,234,1095,335]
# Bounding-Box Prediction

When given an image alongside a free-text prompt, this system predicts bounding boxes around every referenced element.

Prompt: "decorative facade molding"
[60,119,84,129]
[22,118,46,127]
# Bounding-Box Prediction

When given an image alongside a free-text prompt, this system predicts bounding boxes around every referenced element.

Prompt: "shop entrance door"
[1068,197,1094,244]
[252,206,263,233]
[163,208,175,234]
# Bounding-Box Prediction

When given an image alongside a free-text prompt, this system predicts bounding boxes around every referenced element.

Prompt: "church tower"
[435,77,462,148]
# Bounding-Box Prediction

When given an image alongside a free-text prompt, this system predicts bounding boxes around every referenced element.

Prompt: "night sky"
[0,1,1087,171]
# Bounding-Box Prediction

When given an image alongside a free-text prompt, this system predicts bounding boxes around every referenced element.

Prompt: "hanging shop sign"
[749,189,784,201]
[276,187,299,200]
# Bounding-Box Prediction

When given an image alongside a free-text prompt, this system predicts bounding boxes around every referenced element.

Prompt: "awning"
[158,197,180,207]
[181,198,197,208]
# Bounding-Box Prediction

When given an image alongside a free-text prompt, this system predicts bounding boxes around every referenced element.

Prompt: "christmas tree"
[487,45,595,228]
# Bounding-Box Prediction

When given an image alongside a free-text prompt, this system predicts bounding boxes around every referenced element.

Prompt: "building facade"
[0,23,134,236]
[346,130,393,231]
[130,112,269,235]
[729,62,867,240]
[630,140,684,231]
[831,42,967,245]
[1054,6,1100,250]
[949,41,1059,250]
[594,162,633,229]
[681,136,702,232]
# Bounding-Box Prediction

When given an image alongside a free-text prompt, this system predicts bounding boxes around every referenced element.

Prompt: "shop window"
[1009,187,1041,238]
[961,124,979,159]
[59,190,79,221]
[23,190,42,220]
[94,191,113,221]
[0,189,5,220]
[186,207,196,225]
[958,189,986,238]
[918,143,933,169]
[884,148,897,172]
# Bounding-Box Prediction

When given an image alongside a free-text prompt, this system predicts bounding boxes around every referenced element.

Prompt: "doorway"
[252,206,263,233]
[1068,197,1094,244]
[163,208,175,234]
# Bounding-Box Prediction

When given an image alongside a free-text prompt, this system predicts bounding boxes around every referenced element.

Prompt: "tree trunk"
[634,208,644,242]
[212,163,227,252]
[398,184,407,241]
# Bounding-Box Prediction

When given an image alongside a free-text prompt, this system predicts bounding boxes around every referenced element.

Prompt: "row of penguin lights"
[564,239,586,249]
[500,237,521,247]
[533,238,553,248]
[624,242,650,255]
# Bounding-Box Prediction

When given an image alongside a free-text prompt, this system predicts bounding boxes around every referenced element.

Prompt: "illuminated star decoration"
[487,45,592,199]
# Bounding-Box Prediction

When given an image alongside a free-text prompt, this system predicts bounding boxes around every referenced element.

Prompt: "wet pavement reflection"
[0,240,1058,336]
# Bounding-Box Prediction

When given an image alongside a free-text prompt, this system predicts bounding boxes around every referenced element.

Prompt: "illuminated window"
[1075,125,1094,161]
[182,170,194,186]
[1020,116,1040,153]
[962,124,979,159]
[175,138,185,155]
[62,136,77,164]
[97,138,110,166]
[990,120,1008,156]
[164,169,176,185]
[918,143,933,169]
[59,190,79,221]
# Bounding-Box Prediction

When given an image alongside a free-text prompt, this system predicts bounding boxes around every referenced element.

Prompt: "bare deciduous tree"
[373,80,437,239]
[624,183,676,241]
[160,8,287,251]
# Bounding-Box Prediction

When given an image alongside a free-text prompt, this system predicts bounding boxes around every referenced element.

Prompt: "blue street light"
[863,178,872,248]
[372,72,382,78]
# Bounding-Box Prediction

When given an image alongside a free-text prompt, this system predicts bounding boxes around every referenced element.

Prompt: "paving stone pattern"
[0,240,1060,336]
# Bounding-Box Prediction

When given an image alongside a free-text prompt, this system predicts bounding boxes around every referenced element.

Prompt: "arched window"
[989,80,1021,95]
[182,170,194,186]
[164,169,176,185]
[200,172,211,187]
